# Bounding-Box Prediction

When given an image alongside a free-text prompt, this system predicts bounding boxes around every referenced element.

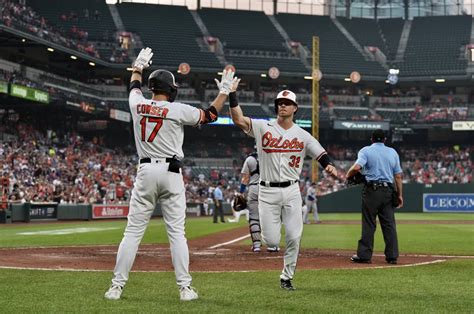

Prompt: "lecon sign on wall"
[423,194,474,212]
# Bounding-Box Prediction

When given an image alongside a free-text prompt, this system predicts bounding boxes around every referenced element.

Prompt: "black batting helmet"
[148,70,178,102]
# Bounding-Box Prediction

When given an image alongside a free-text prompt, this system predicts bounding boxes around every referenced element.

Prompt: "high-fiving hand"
[215,69,240,95]
[325,164,338,177]
[132,47,153,71]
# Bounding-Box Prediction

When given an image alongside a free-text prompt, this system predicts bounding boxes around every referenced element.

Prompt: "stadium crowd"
[1,120,471,205]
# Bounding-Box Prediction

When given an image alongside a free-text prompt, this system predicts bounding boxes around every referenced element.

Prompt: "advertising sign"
[334,120,390,131]
[29,203,58,220]
[0,81,8,94]
[10,84,49,103]
[92,204,129,219]
[423,194,474,212]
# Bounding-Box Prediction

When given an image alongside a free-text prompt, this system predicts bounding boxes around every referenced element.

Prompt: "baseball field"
[0,213,472,313]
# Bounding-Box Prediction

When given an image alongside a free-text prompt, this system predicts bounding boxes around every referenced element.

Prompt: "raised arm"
[130,47,153,86]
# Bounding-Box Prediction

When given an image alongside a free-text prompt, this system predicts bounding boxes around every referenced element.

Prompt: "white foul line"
[208,234,250,249]
[0,259,448,273]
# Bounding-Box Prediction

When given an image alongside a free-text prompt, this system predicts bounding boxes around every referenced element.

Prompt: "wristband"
[229,92,238,108]
[132,70,142,74]
[318,153,333,169]
[239,183,247,193]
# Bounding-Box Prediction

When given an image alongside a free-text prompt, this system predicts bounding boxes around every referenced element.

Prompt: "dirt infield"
[0,223,470,272]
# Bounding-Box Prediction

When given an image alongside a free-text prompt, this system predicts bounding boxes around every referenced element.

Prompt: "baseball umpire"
[104,47,240,301]
[346,129,403,264]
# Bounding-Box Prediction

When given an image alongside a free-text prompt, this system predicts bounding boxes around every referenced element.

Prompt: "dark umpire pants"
[213,200,225,223]
[357,185,399,260]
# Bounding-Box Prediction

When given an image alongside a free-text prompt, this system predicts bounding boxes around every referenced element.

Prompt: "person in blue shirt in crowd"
[346,129,403,264]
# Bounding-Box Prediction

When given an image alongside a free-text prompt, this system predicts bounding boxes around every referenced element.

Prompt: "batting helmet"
[274,90,298,114]
[148,70,178,102]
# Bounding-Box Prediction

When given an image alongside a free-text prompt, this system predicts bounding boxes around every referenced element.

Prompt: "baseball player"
[238,149,279,252]
[239,150,262,251]
[105,47,240,301]
[229,89,337,290]
[303,182,320,224]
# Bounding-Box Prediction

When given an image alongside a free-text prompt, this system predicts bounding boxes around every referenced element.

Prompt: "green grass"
[299,224,474,255]
[0,260,472,313]
[319,213,474,221]
[0,218,246,248]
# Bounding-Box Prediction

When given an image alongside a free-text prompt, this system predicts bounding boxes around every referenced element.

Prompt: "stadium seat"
[117,3,221,69]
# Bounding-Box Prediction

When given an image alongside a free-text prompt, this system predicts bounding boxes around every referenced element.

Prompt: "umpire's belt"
[260,180,298,188]
[139,157,174,164]
[365,181,393,189]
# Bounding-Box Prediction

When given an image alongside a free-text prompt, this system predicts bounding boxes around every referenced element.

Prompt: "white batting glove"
[230,77,241,93]
[214,69,236,95]
[132,47,153,71]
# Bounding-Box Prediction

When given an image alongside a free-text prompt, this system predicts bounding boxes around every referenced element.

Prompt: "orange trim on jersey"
[196,109,205,126]
[263,149,304,153]
[316,151,328,160]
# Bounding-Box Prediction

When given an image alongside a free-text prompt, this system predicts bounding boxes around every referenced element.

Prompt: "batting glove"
[132,47,153,71]
[214,69,238,95]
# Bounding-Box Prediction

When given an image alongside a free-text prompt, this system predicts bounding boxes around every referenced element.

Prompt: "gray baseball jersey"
[241,155,259,185]
[129,88,203,159]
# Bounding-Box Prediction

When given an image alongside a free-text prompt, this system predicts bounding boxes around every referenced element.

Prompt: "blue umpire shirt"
[355,143,402,183]
[213,187,223,201]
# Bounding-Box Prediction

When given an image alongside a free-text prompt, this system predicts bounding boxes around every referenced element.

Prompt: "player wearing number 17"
[229,88,338,291]
[104,47,240,301]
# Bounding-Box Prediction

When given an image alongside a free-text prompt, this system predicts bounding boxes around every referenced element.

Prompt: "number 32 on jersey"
[289,155,301,168]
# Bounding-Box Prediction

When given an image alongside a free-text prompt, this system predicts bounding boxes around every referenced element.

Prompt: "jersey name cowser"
[261,131,304,153]
[137,104,169,118]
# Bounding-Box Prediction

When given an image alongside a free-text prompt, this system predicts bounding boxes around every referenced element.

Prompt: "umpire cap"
[148,70,178,102]
[274,90,298,114]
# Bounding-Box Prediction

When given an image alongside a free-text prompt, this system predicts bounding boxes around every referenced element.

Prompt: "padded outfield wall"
[319,183,474,213]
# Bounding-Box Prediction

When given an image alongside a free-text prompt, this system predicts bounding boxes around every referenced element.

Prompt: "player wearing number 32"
[229,88,337,291]
[104,47,240,301]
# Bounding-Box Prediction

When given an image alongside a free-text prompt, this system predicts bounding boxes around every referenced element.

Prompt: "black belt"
[260,180,298,188]
[249,183,259,186]
[365,181,393,188]
[139,157,174,164]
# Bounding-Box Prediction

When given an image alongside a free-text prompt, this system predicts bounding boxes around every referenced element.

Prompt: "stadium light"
[21,38,26,42]
[260,73,267,78]
[47,48,54,52]
[344,78,351,82]
[89,62,95,67]
[304,76,313,80]
[70,55,77,60]
[435,79,446,83]
[385,80,390,83]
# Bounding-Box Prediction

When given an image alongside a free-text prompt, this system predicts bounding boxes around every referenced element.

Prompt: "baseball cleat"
[252,246,261,252]
[104,285,123,300]
[267,246,280,253]
[180,286,198,301]
[280,279,296,291]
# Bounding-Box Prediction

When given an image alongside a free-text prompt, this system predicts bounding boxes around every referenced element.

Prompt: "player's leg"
[312,200,320,223]
[258,186,283,249]
[303,201,311,224]
[280,184,303,281]
[110,164,158,289]
[248,186,262,251]
[159,171,193,289]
